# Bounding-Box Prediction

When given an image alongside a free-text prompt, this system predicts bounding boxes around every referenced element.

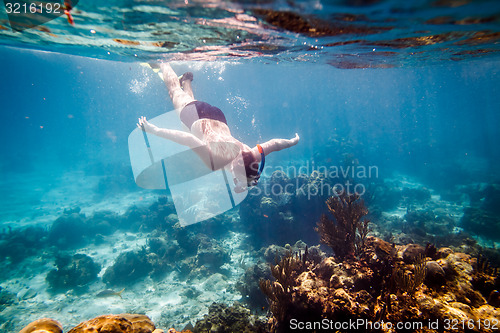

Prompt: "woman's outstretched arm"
[260,133,300,155]
[137,116,204,149]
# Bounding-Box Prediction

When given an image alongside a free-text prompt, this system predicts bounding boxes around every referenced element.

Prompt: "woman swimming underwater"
[137,63,299,193]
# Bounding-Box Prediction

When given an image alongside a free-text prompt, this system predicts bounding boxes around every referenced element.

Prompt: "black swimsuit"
[180,101,227,130]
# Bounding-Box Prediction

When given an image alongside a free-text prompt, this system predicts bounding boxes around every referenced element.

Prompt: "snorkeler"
[137,63,299,193]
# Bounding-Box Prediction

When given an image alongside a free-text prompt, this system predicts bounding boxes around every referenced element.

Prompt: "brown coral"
[18,318,63,333]
[67,314,155,333]
[316,192,370,260]
[392,254,427,295]
[259,238,500,332]
[121,314,156,333]
[259,249,309,329]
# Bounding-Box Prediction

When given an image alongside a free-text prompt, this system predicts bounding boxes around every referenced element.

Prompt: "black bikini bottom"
[180,101,227,130]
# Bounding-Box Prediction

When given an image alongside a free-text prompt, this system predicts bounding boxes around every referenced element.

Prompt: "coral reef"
[471,254,500,307]
[401,186,431,204]
[363,180,403,211]
[46,254,100,291]
[146,237,178,280]
[67,314,156,333]
[461,183,500,241]
[253,194,500,332]
[402,209,457,242]
[237,261,272,310]
[0,226,48,264]
[196,238,230,271]
[193,303,266,333]
[401,243,426,264]
[18,313,200,333]
[392,253,426,294]
[237,241,326,311]
[461,207,500,241]
[316,192,370,260]
[8,171,500,333]
[424,260,446,286]
[16,314,164,333]
[48,210,91,249]
[0,287,17,312]
[18,318,62,333]
[259,249,309,327]
[103,249,154,286]
[239,170,337,247]
[103,227,234,286]
[102,220,234,286]
[258,238,500,333]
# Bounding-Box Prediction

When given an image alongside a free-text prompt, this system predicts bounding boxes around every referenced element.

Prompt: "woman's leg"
[180,72,194,99]
[161,63,195,116]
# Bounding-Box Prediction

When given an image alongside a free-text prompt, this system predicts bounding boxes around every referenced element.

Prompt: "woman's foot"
[179,72,194,84]
[180,72,194,99]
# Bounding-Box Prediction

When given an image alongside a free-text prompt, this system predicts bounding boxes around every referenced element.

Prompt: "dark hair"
[241,150,260,180]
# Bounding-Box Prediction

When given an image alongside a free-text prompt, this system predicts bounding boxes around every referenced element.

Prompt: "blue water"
[1,0,500,331]
[1,47,499,194]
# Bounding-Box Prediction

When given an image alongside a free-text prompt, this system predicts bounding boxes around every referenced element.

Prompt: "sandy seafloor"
[0,168,258,331]
[0,167,497,332]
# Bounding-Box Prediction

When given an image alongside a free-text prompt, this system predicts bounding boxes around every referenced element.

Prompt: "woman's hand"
[137,116,156,133]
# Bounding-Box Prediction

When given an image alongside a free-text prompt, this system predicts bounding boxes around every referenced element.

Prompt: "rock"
[46,254,100,290]
[437,247,454,259]
[314,257,338,281]
[180,286,201,299]
[306,245,327,265]
[268,171,294,206]
[236,261,271,309]
[193,303,266,333]
[196,239,230,270]
[88,210,119,236]
[48,213,89,249]
[18,318,62,333]
[425,261,446,286]
[259,196,278,217]
[0,287,17,311]
[392,232,414,245]
[364,236,394,263]
[356,289,372,303]
[402,187,431,203]
[103,250,153,286]
[0,226,48,264]
[261,244,288,263]
[297,271,321,291]
[202,273,227,292]
[175,230,205,256]
[147,238,169,257]
[270,170,290,188]
[461,207,500,241]
[402,243,426,264]
[487,290,500,307]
